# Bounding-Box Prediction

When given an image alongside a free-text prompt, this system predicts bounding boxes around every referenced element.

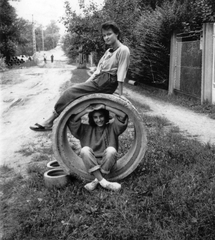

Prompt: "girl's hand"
[84,104,105,113]
[84,105,95,113]
[70,104,105,122]
[91,104,105,111]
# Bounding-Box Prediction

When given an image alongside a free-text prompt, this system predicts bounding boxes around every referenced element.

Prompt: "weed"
[0,165,12,174]
[31,153,50,162]
[16,141,53,157]
[16,144,36,157]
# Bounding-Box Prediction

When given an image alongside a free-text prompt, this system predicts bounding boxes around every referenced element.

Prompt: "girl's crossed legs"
[80,146,121,191]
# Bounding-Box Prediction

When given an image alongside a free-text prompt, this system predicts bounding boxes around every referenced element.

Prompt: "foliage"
[15,18,34,56]
[102,0,141,44]
[177,0,215,32]
[0,0,20,61]
[128,4,177,86]
[35,21,60,52]
[128,0,215,86]
[61,0,106,61]
[191,0,215,23]
[61,32,81,63]
[44,20,61,50]
[14,18,60,56]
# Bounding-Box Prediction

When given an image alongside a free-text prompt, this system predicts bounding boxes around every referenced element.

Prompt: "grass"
[1,67,215,239]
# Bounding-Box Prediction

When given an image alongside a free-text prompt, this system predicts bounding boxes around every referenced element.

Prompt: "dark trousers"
[54,73,118,114]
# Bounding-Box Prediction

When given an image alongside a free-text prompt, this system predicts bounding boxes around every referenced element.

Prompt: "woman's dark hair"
[88,109,110,127]
[101,21,121,40]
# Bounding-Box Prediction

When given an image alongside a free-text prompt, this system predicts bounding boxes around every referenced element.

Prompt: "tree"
[16,18,33,56]
[61,32,78,62]
[33,21,60,52]
[44,21,60,50]
[187,0,215,30]
[102,0,141,43]
[0,0,21,60]
[61,1,107,67]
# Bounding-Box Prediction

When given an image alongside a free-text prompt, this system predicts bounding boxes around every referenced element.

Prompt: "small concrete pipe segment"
[52,93,147,181]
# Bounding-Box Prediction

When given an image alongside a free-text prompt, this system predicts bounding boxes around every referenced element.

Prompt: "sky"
[9,0,104,34]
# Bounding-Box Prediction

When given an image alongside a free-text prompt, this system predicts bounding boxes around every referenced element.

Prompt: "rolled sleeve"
[117,47,130,82]
[113,116,128,135]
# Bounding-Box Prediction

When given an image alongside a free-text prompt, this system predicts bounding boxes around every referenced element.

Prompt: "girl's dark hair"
[101,21,121,40]
[88,109,110,127]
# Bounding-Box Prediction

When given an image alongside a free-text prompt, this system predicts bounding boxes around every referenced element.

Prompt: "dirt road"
[0,46,215,174]
[0,47,76,172]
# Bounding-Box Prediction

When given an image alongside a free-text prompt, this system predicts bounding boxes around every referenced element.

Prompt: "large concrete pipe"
[52,93,147,181]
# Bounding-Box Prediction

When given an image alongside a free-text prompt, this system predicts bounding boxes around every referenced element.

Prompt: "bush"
[129,1,186,87]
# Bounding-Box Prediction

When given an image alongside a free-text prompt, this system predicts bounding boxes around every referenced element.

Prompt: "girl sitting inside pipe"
[67,104,128,191]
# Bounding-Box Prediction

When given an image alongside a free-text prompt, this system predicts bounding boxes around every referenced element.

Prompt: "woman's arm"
[118,82,123,96]
[116,47,130,96]
[85,73,96,82]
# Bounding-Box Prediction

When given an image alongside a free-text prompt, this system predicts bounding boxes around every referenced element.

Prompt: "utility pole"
[41,27,44,51]
[32,15,36,54]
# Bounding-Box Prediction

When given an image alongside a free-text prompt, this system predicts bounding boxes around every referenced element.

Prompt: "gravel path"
[124,88,215,145]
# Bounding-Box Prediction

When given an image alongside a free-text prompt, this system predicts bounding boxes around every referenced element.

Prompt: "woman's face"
[102,29,118,46]
[93,111,105,127]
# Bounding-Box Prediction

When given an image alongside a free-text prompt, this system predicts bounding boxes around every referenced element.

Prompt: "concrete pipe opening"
[52,93,147,181]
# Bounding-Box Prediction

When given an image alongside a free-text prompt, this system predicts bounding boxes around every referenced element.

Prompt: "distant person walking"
[43,54,47,64]
[51,55,54,63]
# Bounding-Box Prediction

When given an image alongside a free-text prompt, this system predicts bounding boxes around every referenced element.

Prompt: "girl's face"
[93,111,105,127]
[102,29,118,46]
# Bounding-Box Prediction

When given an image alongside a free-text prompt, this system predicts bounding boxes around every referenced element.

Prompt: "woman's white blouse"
[92,44,130,83]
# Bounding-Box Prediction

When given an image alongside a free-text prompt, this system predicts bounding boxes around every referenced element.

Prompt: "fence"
[169,23,215,104]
